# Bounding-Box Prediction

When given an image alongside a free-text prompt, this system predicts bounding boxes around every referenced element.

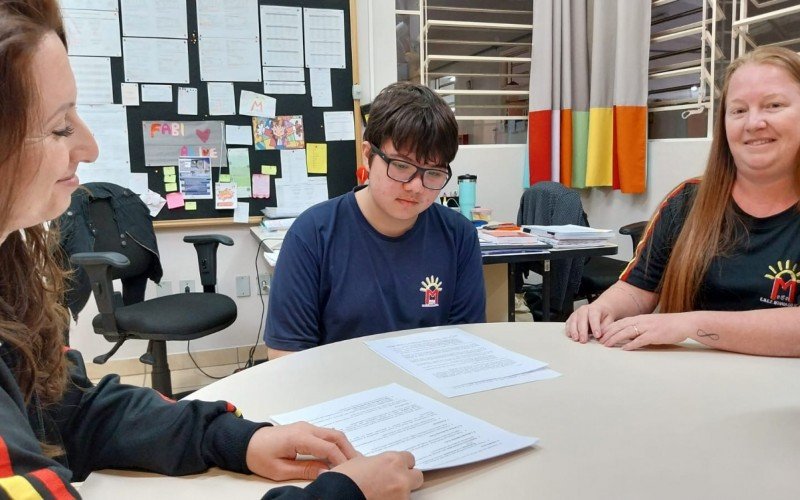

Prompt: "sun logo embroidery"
[764,260,798,305]
[420,276,443,308]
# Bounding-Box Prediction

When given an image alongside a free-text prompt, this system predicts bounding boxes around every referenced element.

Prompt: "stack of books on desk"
[478,225,550,254]
[524,224,615,248]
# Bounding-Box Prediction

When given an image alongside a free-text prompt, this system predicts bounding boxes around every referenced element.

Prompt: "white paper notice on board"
[323,111,355,141]
[225,125,253,145]
[263,81,306,95]
[141,84,173,102]
[272,384,538,471]
[120,0,188,39]
[207,82,236,116]
[198,37,262,82]
[303,8,346,69]
[121,83,140,106]
[196,0,259,38]
[260,5,304,67]
[69,56,113,104]
[239,90,276,118]
[75,104,130,186]
[122,37,190,84]
[263,67,305,82]
[63,9,121,57]
[177,87,198,115]
[310,67,332,107]
[234,202,250,223]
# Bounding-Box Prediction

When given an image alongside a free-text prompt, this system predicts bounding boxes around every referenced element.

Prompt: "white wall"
[582,138,711,261]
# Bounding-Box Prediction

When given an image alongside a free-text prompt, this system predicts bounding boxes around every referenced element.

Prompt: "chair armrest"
[183,234,234,291]
[70,252,128,333]
[619,221,648,251]
[183,234,233,246]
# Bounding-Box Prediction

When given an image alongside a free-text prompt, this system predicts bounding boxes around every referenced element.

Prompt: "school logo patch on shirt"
[420,275,443,307]
[761,260,799,307]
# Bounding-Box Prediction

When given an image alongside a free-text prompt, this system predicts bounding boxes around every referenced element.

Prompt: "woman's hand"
[330,451,423,499]
[598,313,696,350]
[245,422,358,481]
[565,302,618,343]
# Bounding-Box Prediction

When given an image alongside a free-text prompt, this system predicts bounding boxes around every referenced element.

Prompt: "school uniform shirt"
[0,347,363,499]
[265,189,487,352]
[621,180,800,309]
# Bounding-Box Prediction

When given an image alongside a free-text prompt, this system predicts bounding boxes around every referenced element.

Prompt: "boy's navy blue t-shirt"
[264,190,486,351]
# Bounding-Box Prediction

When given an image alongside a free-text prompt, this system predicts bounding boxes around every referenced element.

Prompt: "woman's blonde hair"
[0,0,71,408]
[658,46,800,312]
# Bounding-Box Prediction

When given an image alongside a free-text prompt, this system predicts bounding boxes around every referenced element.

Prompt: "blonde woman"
[566,45,800,357]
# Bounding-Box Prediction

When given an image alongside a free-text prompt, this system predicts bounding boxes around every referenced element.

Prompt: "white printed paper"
[234,202,250,223]
[225,125,253,145]
[61,0,117,10]
[178,156,213,199]
[260,5,304,67]
[75,104,130,186]
[196,0,259,39]
[198,37,262,82]
[274,177,327,212]
[120,83,139,106]
[263,67,305,82]
[310,67,332,107]
[141,84,173,102]
[239,90,276,117]
[264,81,306,95]
[303,8,346,69]
[272,384,538,471]
[128,173,150,195]
[366,329,560,398]
[121,0,188,39]
[279,149,308,182]
[122,37,190,83]
[63,9,121,57]
[207,82,236,116]
[177,87,198,115]
[323,111,355,141]
[69,56,113,104]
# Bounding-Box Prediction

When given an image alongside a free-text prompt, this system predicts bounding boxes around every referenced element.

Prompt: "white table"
[80,322,800,499]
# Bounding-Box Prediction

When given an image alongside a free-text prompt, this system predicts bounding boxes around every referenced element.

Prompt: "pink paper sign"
[166,192,185,209]
[252,174,271,199]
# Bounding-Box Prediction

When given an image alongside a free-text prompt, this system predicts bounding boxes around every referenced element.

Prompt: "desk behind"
[81,322,800,499]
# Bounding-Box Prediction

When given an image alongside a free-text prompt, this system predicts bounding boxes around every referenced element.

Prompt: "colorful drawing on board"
[142,120,227,167]
[215,182,237,210]
[253,115,305,150]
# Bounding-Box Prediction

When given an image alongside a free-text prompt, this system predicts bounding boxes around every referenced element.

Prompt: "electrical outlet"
[157,280,172,297]
[235,275,251,297]
[179,280,196,293]
[258,273,271,295]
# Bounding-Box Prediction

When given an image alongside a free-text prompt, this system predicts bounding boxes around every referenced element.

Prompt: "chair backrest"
[516,181,588,315]
[60,183,161,317]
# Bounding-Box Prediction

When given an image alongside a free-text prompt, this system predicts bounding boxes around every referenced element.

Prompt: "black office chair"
[516,182,589,321]
[60,183,237,398]
[576,221,648,303]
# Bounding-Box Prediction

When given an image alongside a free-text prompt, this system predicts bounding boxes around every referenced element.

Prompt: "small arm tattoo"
[697,329,720,341]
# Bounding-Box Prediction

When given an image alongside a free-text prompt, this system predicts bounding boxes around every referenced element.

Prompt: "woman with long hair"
[0,1,421,498]
[566,45,800,357]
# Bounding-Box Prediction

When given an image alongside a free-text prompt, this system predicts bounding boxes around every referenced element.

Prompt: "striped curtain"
[527,0,651,193]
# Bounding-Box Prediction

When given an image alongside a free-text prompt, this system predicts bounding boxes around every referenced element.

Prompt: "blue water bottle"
[458,174,477,219]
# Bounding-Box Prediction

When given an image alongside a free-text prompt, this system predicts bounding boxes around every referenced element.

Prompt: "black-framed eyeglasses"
[370,144,452,190]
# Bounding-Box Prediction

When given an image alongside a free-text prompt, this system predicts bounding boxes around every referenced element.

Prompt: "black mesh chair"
[62,184,236,398]
[576,221,648,303]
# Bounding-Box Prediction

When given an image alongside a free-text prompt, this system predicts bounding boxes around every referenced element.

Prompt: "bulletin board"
[100,0,360,228]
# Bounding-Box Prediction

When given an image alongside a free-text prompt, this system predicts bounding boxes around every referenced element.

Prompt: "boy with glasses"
[265,82,486,359]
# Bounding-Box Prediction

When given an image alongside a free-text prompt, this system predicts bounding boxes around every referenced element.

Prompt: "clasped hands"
[246,421,423,499]
[565,303,694,350]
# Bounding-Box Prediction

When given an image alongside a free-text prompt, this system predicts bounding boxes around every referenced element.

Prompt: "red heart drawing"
[195,128,211,143]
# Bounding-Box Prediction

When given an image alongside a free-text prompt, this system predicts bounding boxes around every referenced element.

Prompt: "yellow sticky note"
[163,166,176,176]
[185,201,197,211]
[306,143,327,174]
[164,173,176,183]
[164,182,178,192]
[261,165,277,175]
[219,174,231,182]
